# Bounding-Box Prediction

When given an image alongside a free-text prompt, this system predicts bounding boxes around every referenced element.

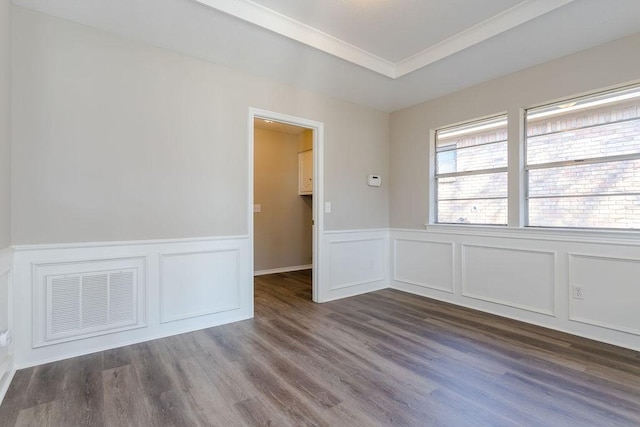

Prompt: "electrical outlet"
[573,286,584,300]
[0,329,12,347]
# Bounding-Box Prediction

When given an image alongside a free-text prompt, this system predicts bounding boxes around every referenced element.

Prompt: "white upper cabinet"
[298,150,312,195]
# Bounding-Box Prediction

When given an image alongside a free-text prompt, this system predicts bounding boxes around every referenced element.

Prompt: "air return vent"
[46,269,138,342]
[33,257,146,348]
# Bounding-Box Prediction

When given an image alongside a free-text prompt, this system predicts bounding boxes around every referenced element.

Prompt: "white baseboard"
[13,313,252,369]
[254,264,312,276]
[0,356,15,406]
[0,247,13,405]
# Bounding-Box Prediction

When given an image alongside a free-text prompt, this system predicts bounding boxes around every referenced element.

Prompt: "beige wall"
[390,32,640,229]
[298,129,313,152]
[0,0,9,381]
[254,128,312,271]
[11,8,389,245]
[0,0,10,249]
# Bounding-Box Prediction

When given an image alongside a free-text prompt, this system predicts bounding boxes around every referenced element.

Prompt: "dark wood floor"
[1,270,639,426]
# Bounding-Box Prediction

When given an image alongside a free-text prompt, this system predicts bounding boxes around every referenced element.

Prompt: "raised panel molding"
[9,228,640,369]
[461,244,556,316]
[12,236,252,369]
[569,253,640,336]
[329,237,386,290]
[160,249,241,323]
[391,229,640,351]
[393,239,454,293]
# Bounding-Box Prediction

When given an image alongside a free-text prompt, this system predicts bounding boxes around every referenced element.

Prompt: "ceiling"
[249,0,525,64]
[12,0,640,112]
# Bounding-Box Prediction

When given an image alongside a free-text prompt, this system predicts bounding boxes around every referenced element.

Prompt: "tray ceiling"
[203,0,573,77]
[12,0,640,111]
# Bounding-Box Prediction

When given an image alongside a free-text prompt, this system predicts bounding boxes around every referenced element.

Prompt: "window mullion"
[509,108,525,228]
[527,192,640,200]
[436,138,508,153]
[527,152,640,171]
[436,166,507,179]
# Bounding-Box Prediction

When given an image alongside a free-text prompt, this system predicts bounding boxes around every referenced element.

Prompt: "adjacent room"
[0,0,639,425]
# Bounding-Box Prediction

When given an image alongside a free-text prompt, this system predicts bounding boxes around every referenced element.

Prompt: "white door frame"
[248,108,324,303]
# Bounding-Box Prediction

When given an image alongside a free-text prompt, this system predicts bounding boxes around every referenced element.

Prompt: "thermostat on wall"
[367,174,382,187]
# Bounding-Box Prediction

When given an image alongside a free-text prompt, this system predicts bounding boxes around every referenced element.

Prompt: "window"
[435,115,508,225]
[526,85,640,229]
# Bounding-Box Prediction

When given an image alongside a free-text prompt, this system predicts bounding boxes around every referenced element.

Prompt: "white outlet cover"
[0,329,11,347]
[253,204,261,213]
[573,286,584,299]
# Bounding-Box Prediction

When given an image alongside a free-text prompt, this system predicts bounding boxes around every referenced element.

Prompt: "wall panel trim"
[329,237,386,290]
[391,229,640,351]
[392,238,455,293]
[320,230,389,301]
[12,235,250,252]
[391,226,640,246]
[324,228,389,235]
[159,249,241,324]
[568,252,640,336]
[461,243,557,316]
[13,236,253,368]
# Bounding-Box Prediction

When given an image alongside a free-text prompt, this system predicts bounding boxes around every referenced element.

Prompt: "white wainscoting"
[0,248,14,404]
[569,253,640,336]
[320,230,389,302]
[160,249,241,323]
[391,228,640,351]
[5,226,640,375]
[461,244,556,316]
[393,239,454,293]
[12,236,252,368]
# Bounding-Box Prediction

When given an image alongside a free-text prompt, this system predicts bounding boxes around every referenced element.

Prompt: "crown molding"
[194,0,396,77]
[195,0,575,79]
[395,0,576,77]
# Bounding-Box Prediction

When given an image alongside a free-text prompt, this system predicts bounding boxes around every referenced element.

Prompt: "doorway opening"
[248,109,323,303]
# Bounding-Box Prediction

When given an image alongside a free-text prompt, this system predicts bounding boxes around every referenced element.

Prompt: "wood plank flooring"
[1,270,639,426]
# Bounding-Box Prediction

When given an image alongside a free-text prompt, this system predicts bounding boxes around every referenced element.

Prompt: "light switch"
[253,204,261,213]
[325,202,331,213]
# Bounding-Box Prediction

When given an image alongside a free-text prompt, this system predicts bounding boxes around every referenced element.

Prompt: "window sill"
[421,223,640,246]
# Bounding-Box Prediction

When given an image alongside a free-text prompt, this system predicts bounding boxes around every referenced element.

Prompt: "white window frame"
[433,114,509,226]
[524,84,640,230]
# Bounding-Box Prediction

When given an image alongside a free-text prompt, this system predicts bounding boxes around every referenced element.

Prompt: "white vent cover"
[45,269,138,342]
